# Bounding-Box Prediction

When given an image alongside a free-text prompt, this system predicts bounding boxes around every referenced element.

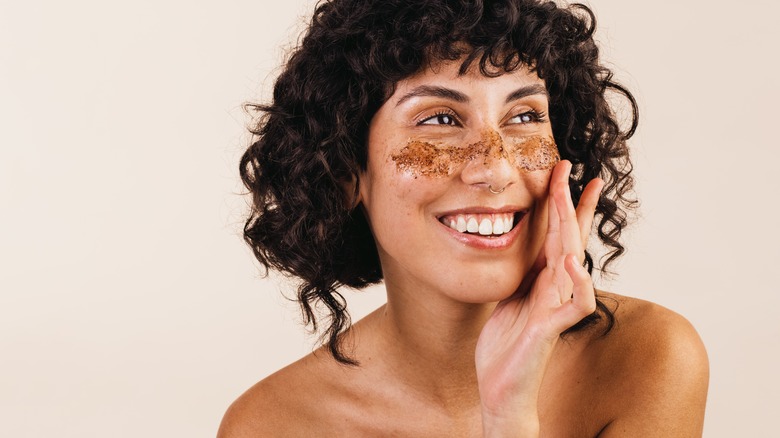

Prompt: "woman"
[219,0,709,436]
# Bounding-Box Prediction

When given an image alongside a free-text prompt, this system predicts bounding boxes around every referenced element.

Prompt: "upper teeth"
[441,213,516,236]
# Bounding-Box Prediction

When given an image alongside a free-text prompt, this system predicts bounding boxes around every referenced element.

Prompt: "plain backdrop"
[1,0,778,436]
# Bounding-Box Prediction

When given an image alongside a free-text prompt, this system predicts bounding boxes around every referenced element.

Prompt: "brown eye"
[509,112,536,124]
[419,113,459,126]
[508,110,547,125]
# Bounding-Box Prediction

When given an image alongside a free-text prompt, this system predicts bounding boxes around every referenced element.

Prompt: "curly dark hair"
[240,0,638,365]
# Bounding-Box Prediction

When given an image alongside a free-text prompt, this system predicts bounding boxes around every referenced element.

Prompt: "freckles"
[390,131,560,178]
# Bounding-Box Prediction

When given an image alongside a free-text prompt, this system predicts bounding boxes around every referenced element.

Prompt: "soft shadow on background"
[1,1,777,436]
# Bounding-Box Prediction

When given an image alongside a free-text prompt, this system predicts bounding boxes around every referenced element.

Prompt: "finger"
[575,177,604,249]
[544,187,561,268]
[544,160,569,254]
[565,254,597,316]
[552,254,597,329]
[552,162,583,263]
[548,163,578,302]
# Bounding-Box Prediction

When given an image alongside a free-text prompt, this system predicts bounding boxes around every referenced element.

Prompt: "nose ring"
[488,185,506,195]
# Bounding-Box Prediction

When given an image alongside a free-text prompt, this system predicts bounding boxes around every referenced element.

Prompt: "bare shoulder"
[217,353,331,438]
[599,291,708,370]
[595,291,709,437]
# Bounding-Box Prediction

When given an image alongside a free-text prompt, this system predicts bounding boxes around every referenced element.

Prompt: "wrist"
[482,414,540,438]
[481,405,540,438]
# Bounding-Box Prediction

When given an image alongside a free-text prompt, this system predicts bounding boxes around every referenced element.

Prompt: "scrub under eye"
[390,132,560,177]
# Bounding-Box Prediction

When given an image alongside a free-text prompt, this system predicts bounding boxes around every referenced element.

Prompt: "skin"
[218,60,709,437]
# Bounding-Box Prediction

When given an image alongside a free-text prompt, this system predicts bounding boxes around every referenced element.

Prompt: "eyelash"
[418,111,460,126]
[417,109,548,126]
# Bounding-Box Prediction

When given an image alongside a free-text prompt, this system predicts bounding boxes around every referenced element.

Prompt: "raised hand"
[475,160,604,436]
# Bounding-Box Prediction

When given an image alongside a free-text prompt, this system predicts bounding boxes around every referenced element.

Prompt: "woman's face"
[359,59,557,303]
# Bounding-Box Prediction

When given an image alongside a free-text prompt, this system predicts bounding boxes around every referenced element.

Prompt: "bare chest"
[295,358,610,437]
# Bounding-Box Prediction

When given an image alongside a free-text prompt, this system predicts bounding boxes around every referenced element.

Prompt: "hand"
[475,160,604,436]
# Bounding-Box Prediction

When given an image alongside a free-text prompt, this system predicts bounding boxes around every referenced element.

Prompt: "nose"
[459,130,518,192]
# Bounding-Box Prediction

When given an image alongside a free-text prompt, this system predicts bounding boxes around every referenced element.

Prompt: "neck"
[361,279,497,411]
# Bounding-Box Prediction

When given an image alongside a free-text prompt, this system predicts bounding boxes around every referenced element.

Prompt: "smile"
[438,212,520,236]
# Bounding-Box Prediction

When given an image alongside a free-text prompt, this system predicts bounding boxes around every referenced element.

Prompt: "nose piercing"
[488,185,506,194]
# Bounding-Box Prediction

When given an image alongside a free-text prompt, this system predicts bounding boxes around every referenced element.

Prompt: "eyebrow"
[395,85,469,107]
[505,84,548,103]
[394,83,548,107]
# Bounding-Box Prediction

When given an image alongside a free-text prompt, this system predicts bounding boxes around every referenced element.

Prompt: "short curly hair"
[240,0,638,365]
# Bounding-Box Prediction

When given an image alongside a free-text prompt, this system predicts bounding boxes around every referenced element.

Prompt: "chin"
[440,269,525,304]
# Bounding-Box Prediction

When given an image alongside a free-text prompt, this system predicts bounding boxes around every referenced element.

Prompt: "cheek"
[522,169,553,199]
[522,170,553,240]
[508,135,560,172]
[362,163,447,229]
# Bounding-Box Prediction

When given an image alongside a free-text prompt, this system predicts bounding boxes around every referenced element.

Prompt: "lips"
[435,208,527,250]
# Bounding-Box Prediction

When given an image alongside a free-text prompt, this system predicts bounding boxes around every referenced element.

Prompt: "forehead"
[389,57,546,102]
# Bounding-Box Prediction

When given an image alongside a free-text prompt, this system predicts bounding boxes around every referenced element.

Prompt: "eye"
[418,112,460,126]
[507,110,547,125]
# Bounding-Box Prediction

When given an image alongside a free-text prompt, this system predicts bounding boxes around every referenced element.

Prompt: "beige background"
[1,0,777,436]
